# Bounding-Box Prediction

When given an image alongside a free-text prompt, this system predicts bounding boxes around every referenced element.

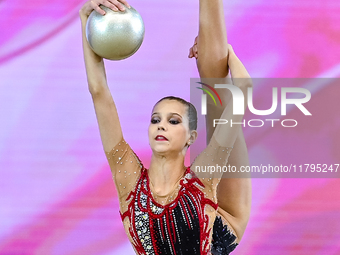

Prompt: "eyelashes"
[151,118,159,124]
[150,117,180,125]
[169,120,180,125]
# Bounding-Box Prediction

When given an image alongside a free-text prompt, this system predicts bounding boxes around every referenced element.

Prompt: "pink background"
[1,0,340,254]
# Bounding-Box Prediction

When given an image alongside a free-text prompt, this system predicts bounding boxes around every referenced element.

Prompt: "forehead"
[153,99,187,116]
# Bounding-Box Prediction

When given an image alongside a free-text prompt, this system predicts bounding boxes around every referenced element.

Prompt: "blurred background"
[1,0,340,254]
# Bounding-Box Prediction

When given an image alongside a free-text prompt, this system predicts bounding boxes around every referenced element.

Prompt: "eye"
[169,119,180,125]
[151,117,160,124]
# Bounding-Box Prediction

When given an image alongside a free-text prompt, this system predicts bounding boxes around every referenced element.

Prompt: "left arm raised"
[189,0,252,240]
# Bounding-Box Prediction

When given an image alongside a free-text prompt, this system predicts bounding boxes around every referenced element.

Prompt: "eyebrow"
[151,112,183,118]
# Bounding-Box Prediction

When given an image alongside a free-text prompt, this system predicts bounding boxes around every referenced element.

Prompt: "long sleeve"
[191,135,233,204]
[105,138,143,213]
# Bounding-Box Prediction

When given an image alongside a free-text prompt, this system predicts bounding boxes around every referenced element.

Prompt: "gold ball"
[86,5,145,60]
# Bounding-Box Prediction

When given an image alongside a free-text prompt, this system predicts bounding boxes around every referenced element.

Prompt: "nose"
[157,121,166,131]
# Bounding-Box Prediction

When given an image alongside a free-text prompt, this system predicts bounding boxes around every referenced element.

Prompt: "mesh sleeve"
[191,135,233,203]
[105,138,143,201]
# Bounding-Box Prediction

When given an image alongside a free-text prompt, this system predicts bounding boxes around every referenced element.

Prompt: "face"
[148,99,191,155]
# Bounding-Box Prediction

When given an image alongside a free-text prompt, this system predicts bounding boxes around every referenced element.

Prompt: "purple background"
[1,0,340,254]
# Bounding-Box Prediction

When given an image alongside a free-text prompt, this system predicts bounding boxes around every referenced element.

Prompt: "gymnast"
[79,0,252,253]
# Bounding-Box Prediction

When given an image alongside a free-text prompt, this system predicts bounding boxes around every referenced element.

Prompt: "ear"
[187,130,198,146]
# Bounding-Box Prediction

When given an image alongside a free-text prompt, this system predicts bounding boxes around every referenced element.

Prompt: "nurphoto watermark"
[190,78,339,178]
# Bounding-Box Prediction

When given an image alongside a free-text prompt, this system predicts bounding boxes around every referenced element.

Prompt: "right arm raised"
[79,0,129,152]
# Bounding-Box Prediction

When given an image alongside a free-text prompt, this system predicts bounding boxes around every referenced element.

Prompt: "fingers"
[90,1,106,15]
[188,46,193,58]
[117,0,131,9]
[193,43,198,58]
[188,38,198,59]
[106,0,130,11]
[104,0,119,12]
[188,47,193,58]
[188,46,198,59]
[90,0,131,15]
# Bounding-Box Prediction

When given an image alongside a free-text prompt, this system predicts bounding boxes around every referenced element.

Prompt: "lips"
[155,135,168,141]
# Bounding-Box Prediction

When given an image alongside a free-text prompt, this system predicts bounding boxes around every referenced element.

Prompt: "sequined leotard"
[106,136,238,255]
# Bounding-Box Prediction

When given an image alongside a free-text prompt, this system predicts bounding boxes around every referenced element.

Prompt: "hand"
[188,36,198,59]
[79,0,131,17]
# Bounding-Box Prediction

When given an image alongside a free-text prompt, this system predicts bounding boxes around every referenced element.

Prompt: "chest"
[121,169,218,255]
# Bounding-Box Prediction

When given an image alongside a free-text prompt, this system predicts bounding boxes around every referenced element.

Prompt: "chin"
[151,142,174,154]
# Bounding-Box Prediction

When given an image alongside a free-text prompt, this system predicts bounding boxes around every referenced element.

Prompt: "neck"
[148,152,187,196]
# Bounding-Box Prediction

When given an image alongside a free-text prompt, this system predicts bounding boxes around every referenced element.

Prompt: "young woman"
[79,0,252,254]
